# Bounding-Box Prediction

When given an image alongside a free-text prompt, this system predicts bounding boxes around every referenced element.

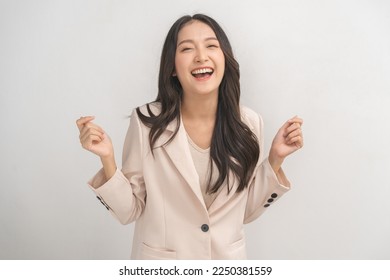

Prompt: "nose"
[195,48,208,63]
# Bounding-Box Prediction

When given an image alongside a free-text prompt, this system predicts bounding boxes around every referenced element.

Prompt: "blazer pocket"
[140,243,177,260]
[229,237,245,250]
[227,237,247,259]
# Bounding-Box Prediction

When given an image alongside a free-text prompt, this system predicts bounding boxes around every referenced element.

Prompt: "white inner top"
[186,135,221,209]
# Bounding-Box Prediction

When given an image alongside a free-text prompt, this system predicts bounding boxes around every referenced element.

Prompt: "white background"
[0,0,389,259]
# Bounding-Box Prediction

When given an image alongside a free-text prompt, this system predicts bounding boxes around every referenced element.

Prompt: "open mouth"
[191,67,214,79]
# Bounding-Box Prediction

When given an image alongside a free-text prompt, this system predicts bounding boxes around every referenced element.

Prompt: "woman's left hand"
[269,116,304,172]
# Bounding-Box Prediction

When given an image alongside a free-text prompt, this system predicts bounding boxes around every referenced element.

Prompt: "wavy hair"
[136,14,259,194]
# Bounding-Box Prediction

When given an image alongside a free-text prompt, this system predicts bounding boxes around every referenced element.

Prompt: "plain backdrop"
[1,0,389,259]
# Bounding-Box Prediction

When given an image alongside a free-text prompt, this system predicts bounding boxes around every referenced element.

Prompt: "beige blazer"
[88,103,290,259]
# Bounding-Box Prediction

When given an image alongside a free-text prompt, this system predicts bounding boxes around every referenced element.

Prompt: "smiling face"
[174,20,225,99]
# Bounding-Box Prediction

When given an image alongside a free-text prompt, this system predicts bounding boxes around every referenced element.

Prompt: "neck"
[181,91,218,121]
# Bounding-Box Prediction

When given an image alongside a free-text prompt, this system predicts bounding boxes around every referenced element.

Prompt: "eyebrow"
[177,37,219,47]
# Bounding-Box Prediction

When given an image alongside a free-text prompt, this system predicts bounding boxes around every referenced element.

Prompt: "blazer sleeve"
[243,111,291,224]
[87,109,146,225]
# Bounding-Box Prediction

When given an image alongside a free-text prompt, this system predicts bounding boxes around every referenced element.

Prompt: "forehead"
[177,20,217,43]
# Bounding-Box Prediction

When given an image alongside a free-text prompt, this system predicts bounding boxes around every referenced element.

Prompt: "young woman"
[76,14,303,259]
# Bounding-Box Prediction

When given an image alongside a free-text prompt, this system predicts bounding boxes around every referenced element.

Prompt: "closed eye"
[207,45,219,48]
[181,47,192,52]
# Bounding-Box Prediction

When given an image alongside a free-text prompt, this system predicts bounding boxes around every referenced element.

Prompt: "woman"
[76,14,303,259]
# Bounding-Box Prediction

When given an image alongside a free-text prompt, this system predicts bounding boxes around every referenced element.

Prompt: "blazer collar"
[152,103,254,215]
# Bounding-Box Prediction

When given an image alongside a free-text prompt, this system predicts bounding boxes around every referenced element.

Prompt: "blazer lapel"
[207,172,240,215]
[156,117,207,211]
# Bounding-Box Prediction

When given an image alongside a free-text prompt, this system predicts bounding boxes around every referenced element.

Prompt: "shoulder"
[128,102,162,131]
[135,101,162,117]
[240,105,263,131]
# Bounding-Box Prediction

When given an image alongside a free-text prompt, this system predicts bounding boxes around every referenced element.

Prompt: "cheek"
[174,56,186,76]
[215,52,225,70]
[217,55,226,76]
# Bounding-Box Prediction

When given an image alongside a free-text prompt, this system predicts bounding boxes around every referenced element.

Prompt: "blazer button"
[201,224,209,232]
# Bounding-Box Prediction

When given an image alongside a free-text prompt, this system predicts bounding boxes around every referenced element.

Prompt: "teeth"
[191,68,213,75]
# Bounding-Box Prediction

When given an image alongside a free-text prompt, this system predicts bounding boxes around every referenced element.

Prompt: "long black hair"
[136,14,260,194]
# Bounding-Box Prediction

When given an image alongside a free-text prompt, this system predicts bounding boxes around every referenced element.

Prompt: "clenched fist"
[76,116,114,158]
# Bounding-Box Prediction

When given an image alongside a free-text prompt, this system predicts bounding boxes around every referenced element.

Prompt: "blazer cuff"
[244,158,291,224]
[87,167,128,191]
[265,157,291,189]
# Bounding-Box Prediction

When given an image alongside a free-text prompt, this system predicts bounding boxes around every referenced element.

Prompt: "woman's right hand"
[76,116,114,158]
